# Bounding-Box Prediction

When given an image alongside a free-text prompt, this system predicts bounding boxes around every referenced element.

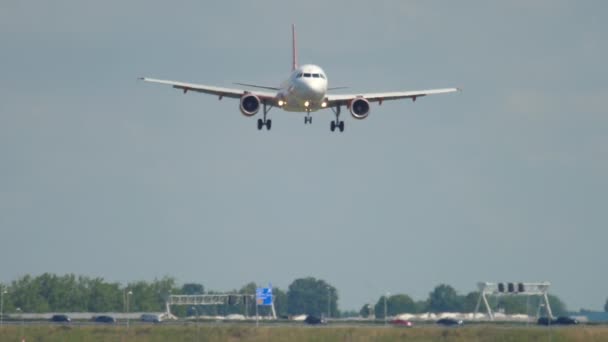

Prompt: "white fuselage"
[277,64,328,112]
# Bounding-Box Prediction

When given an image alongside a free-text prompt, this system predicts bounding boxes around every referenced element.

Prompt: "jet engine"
[240,94,260,116]
[350,98,370,119]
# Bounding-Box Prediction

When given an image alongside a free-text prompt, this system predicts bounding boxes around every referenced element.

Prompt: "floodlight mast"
[474,282,553,321]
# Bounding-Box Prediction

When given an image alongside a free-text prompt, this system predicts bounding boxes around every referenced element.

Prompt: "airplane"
[141,25,458,132]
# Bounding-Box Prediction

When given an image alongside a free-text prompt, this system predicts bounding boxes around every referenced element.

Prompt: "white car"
[141,313,163,323]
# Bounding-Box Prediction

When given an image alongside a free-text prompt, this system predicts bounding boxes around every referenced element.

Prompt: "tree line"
[0,274,570,318]
[0,274,336,318]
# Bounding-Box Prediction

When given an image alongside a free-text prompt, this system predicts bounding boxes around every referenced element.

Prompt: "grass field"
[1,325,607,342]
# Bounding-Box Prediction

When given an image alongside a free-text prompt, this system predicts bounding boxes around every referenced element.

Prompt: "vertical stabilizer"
[292,24,298,71]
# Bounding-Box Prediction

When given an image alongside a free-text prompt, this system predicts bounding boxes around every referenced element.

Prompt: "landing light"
[304,101,310,107]
[278,100,284,106]
[321,102,327,108]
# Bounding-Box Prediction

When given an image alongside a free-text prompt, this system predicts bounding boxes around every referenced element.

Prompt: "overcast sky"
[1,1,607,311]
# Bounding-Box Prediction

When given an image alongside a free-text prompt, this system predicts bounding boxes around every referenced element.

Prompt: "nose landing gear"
[304,108,312,125]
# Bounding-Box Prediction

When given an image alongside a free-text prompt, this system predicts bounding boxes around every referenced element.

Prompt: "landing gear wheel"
[330,121,336,132]
[304,116,312,124]
[266,119,272,130]
[339,121,345,132]
[257,119,263,130]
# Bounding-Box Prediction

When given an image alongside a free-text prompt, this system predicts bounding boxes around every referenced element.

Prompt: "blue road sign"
[256,287,273,306]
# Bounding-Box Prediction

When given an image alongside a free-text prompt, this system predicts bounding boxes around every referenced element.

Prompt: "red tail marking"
[292,24,298,71]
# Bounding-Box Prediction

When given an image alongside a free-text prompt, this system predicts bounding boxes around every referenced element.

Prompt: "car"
[50,314,71,323]
[304,315,326,325]
[537,316,579,326]
[93,315,116,324]
[553,316,579,325]
[436,318,463,326]
[141,313,163,323]
[390,318,413,327]
[537,317,552,326]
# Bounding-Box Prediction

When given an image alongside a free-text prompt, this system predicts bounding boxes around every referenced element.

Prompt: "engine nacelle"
[350,98,370,119]
[239,94,260,116]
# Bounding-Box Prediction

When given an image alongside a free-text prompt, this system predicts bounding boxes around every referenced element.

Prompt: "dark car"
[93,315,116,324]
[304,315,326,325]
[537,317,552,325]
[436,318,463,326]
[554,316,579,325]
[50,314,71,323]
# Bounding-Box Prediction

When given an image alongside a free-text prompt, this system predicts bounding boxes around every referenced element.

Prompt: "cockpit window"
[312,74,319,78]
[296,73,303,78]
[303,73,311,77]
[319,74,326,79]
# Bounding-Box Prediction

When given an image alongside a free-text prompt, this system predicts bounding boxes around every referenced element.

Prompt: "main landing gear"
[330,106,345,132]
[330,120,344,132]
[257,118,271,130]
[257,101,273,131]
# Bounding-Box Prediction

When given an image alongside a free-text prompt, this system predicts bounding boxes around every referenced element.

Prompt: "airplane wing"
[326,88,459,107]
[233,82,280,91]
[140,78,277,100]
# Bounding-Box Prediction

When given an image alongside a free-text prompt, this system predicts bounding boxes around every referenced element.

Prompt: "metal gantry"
[165,294,276,319]
[474,281,553,321]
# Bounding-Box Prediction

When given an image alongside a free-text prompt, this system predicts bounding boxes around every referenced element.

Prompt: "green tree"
[496,296,528,314]
[374,294,417,318]
[359,304,373,318]
[414,300,429,313]
[181,283,204,295]
[339,310,360,318]
[127,280,174,312]
[462,291,480,313]
[10,275,50,312]
[272,287,288,318]
[428,284,463,313]
[85,277,122,312]
[237,282,257,317]
[287,277,337,317]
[547,294,567,316]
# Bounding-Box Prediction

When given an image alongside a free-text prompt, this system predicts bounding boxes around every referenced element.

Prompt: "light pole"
[126,290,133,329]
[0,286,7,328]
[384,292,390,326]
[16,307,23,340]
[327,286,331,321]
[192,306,200,339]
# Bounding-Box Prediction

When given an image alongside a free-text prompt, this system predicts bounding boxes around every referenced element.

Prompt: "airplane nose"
[303,80,324,97]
